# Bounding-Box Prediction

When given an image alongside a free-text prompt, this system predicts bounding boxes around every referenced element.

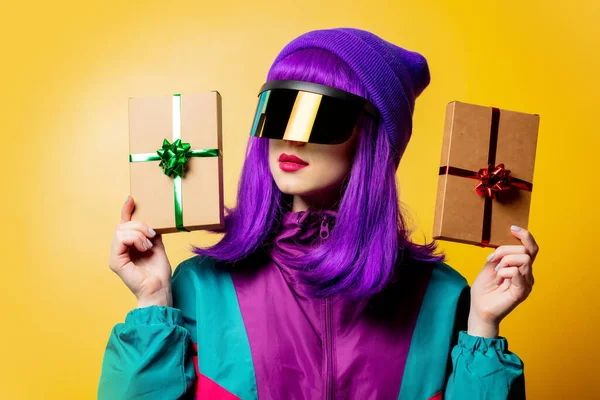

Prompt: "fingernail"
[148,227,156,235]
[511,225,521,231]
[495,265,501,272]
[124,195,130,204]
[142,241,147,250]
[146,239,153,248]
[487,252,494,262]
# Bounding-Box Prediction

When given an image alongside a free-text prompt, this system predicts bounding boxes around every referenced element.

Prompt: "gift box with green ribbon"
[128,91,224,233]
[433,101,540,248]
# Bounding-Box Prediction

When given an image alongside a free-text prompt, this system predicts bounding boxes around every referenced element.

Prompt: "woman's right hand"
[109,196,173,308]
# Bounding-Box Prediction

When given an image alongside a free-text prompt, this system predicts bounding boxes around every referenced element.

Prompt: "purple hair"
[191,48,445,299]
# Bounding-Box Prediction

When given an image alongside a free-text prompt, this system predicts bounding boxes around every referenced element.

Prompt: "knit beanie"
[267,28,430,166]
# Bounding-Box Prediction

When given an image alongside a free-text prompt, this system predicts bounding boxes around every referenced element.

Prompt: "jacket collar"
[269,208,338,296]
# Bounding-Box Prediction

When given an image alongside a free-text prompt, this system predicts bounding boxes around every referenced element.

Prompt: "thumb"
[480,258,500,279]
[152,233,165,249]
[121,195,134,223]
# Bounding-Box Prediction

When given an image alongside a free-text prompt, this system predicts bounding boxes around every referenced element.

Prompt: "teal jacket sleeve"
[97,264,197,399]
[444,287,526,399]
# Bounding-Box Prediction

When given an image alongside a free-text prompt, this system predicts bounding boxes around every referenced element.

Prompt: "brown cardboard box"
[128,91,224,234]
[433,101,540,248]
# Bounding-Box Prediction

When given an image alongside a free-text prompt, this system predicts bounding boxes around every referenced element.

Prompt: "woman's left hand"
[468,225,539,338]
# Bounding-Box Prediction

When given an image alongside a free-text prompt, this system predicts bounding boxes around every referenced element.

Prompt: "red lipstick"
[278,153,309,172]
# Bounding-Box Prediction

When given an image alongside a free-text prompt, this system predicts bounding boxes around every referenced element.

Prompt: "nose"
[283,139,306,147]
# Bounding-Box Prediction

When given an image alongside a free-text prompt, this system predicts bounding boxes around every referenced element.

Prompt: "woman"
[99,28,538,400]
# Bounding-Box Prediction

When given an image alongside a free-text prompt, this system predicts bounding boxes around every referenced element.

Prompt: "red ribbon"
[439,164,533,200]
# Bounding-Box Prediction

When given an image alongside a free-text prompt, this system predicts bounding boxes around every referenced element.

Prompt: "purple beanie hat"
[267,28,431,165]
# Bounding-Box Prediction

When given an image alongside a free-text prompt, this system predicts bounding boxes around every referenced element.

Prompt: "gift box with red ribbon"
[128,91,224,234]
[433,101,540,248]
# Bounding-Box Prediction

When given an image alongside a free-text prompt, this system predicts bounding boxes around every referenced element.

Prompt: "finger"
[120,221,156,239]
[509,225,539,261]
[496,266,522,285]
[487,245,527,263]
[494,253,533,286]
[494,253,531,273]
[117,230,153,253]
[496,266,530,301]
[121,196,134,224]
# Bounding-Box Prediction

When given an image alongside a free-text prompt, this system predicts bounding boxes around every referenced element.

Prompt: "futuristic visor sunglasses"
[249,80,378,145]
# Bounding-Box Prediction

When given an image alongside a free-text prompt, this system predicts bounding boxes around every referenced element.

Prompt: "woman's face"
[268,129,359,208]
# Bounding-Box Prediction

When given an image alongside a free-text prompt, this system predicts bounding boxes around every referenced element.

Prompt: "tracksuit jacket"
[98,208,525,399]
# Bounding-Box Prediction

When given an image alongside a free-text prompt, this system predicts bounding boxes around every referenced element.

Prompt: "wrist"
[136,287,173,308]
[468,312,499,338]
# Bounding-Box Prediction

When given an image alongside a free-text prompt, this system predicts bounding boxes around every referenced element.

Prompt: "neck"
[292,189,342,212]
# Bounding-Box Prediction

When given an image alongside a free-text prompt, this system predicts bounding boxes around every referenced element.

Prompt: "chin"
[275,182,311,196]
[277,183,334,199]
[270,168,345,199]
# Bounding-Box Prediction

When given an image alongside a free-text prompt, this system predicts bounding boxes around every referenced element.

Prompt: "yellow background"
[2,0,598,398]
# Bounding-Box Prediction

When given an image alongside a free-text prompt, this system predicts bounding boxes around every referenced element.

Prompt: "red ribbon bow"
[475,163,513,200]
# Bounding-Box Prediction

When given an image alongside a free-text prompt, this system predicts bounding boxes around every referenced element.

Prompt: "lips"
[278,153,309,165]
[278,153,309,172]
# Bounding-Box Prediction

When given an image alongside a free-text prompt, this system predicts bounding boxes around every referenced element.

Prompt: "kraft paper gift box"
[128,91,224,234]
[433,101,540,248]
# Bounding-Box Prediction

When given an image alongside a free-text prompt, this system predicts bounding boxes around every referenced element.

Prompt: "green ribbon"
[129,94,220,232]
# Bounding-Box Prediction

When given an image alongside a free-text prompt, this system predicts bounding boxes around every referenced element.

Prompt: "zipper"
[325,296,334,400]
[311,212,333,399]
[320,214,334,399]
[320,214,330,241]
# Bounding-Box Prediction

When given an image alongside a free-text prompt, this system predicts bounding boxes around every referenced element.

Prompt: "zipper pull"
[320,214,330,240]
[296,211,305,225]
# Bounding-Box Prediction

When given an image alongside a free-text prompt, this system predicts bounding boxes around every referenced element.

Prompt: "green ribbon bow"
[156,138,220,178]
[129,94,220,232]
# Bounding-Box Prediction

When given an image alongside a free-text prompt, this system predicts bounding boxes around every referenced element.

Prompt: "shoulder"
[171,255,228,285]
[428,261,470,292]
[395,260,470,314]
[171,255,233,305]
[420,261,471,328]
[415,261,470,319]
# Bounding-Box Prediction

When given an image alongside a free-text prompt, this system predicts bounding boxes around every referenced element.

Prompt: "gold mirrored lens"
[282,92,322,142]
